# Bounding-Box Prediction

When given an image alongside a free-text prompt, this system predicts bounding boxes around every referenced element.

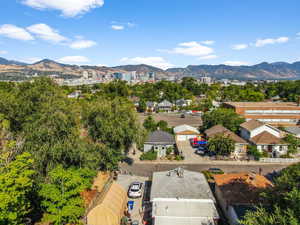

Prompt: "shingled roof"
[240,120,265,131]
[205,125,247,144]
[214,173,273,205]
[145,130,175,145]
[250,131,284,145]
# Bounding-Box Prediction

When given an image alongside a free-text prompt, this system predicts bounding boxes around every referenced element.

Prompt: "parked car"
[128,182,143,198]
[132,220,139,225]
[208,168,224,174]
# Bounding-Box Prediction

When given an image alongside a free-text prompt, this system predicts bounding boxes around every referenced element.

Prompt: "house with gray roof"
[151,168,219,225]
[144,130,175,157]
[157,100,173,112]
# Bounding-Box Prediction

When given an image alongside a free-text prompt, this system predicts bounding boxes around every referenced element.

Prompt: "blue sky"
[0,0,299,69]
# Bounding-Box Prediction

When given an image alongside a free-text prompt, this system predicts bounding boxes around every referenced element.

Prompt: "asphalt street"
[119,162,291,177]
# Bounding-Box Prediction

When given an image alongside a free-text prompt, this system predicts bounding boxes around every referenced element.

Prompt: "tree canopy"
[202,108,245,133]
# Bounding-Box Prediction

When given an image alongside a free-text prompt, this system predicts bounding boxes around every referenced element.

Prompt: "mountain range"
[1,57,300,81]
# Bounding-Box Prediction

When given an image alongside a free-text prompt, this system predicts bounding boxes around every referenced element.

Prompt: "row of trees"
[0,78,143,224]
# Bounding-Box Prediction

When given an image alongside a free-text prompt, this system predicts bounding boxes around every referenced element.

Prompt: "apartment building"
[224,101,300,126]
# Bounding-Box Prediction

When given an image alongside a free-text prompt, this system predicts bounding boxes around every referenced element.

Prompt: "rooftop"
[240,120,265,131]
[153,199,219,225]
[145,130,175,145]
[173,124,200,134]
[214,173,273,205]
[205,125,247,144]
[250,131,284,145]
[285,126,300,135]
[225,101,300,108]
[150,169,215,201]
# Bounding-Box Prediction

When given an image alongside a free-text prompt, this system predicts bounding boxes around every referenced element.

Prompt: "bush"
[140,150,157,160]
[248,146,263,160]
[175,155,184,161]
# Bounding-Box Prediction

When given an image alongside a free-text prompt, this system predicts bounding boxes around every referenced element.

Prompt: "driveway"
[176,140,204,163]
[117,174,148,224]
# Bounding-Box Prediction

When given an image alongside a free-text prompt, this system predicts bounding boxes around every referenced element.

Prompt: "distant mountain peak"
[32,59,60,65]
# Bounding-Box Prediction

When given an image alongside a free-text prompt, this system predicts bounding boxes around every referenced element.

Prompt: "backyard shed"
[87,182,127,225]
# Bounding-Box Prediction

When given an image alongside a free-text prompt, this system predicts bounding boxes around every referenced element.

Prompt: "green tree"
[138,99,147,112]
[284,134,300,156]
[241,163,300,225]
[0,152,36,225]
[207,134,235,156]
[39,165,96,225]
[143,116,157,132]
[202,108,245,133]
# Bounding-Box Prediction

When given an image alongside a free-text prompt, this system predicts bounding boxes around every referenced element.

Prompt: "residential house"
[240,120,288,157]
[175,98,192,108]
[213,173,273,225]
[284,126,300,138]
[144,130,175,157]
[174,124,200,141]
[151,168,219,225]
[146,101,157,112]
[157,100,173,112]
[204,125,248,159]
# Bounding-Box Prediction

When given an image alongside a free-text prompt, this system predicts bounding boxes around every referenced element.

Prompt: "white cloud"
[111,25,124,30]
[0,50,7,54]
[254,37,289,47]
[58,56,90,64]
[0,24,34,41]
[22,0,104,17]
[232,44,248,50]
[167,41,214,56]
[198,55,218,60]
[27,23,67,43]
[69,40,97,49]
[120,57,174,69]
[223,61,249,66]
[201,40,215,45]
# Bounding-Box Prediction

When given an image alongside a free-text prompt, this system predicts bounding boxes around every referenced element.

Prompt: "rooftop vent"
[166,167,184,178]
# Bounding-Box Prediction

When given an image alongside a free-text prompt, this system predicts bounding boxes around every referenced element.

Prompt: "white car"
[128,182,143,198]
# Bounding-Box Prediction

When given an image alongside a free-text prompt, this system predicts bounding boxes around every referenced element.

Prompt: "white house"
[240,120,288,157]
[144,130,175,158]
[151,168,219,225]
[173,124,200,141]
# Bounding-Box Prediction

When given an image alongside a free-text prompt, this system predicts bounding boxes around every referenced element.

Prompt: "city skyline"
[0,0,300,69]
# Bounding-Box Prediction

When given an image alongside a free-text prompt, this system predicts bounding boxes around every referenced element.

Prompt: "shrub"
[140,150,157,161]
[248,145,263,160]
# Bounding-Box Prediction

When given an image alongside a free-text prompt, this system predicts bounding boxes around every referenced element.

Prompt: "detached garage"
[174,124,200,141]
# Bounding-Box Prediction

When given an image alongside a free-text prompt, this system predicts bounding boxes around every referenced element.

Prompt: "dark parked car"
[208,168,224,174]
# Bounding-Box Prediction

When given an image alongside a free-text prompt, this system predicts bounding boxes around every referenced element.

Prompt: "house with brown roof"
[213,173,273,225]
[204,125,248,159]
[240,120,288,157]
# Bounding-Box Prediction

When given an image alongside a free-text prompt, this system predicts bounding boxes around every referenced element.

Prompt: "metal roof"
[153,199,219,225]
[150,169,216,201]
